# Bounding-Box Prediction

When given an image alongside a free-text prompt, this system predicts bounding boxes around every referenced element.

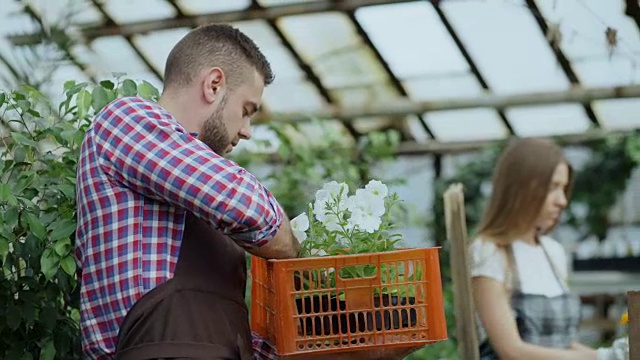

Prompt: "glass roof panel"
[262,81,326,113]
[28,0,103,24]
[45,64,91,104]
[132,28,192,76]
[592,99,640,130]
[331,84,400,134]
[424,108,508,142]
[330,83,398,108]
[505,104,592,137]
[403,73,486,100]
[86,37,151,76]
[404,115,432,143]
[536,0,640,88]
[231,20,327,113]
[104,0,177,24]
[535,0,640,59]
[442,1,571,94]
[232,20,305,81]
[355,1,470,79]
[0,11,40,35]
[571,57,640,87]
[404,73,507,141]
[177,0,251,14]
[277,12,388,88]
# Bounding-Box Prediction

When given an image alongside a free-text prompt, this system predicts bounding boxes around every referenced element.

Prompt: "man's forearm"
[248,214,300,259]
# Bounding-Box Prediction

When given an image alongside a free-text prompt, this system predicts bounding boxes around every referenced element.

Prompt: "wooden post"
[443,183,479,360]
[628,291,640,360]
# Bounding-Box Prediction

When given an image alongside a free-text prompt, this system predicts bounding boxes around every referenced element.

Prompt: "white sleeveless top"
[469,236,570,344]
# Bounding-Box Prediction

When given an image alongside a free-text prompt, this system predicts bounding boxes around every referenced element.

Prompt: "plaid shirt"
[75,96,281,359]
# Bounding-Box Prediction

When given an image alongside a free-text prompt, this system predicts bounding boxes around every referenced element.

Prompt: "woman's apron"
[479,242,582,359]
[115,212,254,360]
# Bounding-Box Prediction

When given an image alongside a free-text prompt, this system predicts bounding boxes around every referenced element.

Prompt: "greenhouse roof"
[1,0,639,153]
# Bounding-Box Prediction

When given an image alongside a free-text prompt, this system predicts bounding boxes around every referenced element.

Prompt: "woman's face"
[534,162,570,231]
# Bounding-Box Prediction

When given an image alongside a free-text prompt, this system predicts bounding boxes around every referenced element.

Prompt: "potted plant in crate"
[250,179,446,356]
[290,180,423,337]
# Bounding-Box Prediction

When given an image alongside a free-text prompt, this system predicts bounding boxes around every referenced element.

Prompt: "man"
[75,24,300,359]
[77,23,424,360]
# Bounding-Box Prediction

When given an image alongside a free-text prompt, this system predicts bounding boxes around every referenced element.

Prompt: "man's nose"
[239,126,252,140]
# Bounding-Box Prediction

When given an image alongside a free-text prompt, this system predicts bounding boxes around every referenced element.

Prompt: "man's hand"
[248,214,301,259]
[280,345,423,360]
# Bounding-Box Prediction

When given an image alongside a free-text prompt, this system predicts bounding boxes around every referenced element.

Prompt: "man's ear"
[202,67,226,104]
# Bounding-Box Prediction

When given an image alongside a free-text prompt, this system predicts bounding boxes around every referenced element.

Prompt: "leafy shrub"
[0,78,158,359]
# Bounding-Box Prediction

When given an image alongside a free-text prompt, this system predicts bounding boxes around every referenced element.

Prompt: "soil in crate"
[295,294,417,336]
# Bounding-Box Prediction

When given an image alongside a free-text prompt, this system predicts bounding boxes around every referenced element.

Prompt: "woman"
[469,138,599,360]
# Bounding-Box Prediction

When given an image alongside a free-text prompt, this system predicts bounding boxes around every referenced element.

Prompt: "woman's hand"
[570,342,598,359]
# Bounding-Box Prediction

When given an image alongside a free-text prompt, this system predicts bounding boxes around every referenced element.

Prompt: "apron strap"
[537,238,570,294]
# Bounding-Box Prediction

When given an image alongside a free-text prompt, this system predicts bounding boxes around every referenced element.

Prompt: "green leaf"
[76,89,92,119]
[7,305,21,330]
[48,219,76,241]
[13,145,27,164]
[4,207,18,229]
[22,301,36,326]
[121,79,137,97]
[58,184,75,199]
[0,183,10,201]
[17,99,31,112]
[39,306,57,331]
[0,92,6,105]
[91,85,111,111]
[99,80,115,90]
[138,81,159,100]
[11,132,38,147]
[0,236,9,263]
[63,80,76,91]
[20,353,34,360]
[60,255,76,276]
[40,248,60,281]
[53,238,71,257]
[40,339,56,360]
[26,213,47,240]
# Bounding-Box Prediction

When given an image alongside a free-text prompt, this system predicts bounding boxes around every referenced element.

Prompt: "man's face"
[199,95,230,156]
[199,69,264,156]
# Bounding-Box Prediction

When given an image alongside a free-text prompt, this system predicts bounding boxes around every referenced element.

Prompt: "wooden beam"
[8,0,417,45]
[443,184,479,360]
[395,129,635,155]
[255,84,640,123]
[628,291,640,360]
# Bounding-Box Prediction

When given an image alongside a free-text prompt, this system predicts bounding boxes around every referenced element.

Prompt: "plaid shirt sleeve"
[92,98,283,246]
[252,332,279,359]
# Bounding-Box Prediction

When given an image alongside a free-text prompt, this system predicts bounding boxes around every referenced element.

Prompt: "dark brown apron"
[115,213,254,360]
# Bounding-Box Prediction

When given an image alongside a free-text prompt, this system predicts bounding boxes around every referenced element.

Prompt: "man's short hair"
[163,24,274,90]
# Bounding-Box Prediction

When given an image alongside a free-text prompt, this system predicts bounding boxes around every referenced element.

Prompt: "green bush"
[0,78,158,359]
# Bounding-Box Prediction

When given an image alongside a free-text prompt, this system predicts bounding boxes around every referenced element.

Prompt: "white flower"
[313,181,349,225]
[290,213,309,242]
[365,180,388,198]
[346,188,386,233]
[349,211,381,233]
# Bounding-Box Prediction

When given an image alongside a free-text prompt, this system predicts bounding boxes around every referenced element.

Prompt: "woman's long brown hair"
[476,138,573,247]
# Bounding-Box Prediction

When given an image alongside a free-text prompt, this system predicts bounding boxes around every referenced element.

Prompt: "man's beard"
[199,97,231,156]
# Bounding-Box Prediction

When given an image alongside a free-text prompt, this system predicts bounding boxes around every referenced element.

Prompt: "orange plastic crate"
[250,248,448,356]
